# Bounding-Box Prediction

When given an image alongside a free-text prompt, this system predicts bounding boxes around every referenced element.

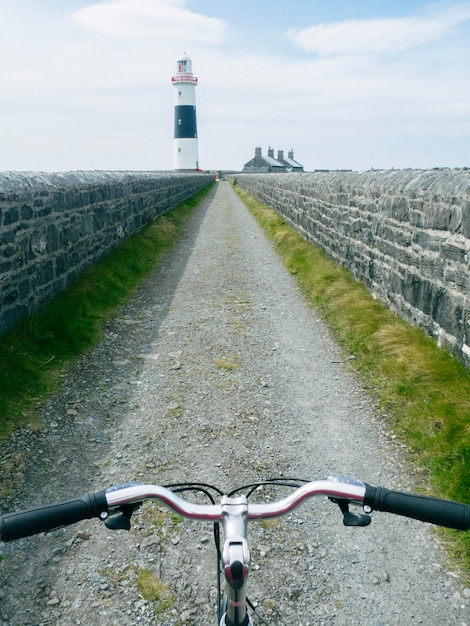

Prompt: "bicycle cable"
[162,482,224,503]
[228,477,310,497]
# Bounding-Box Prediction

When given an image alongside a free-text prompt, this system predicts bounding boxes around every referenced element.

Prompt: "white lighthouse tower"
[172,52,199,171]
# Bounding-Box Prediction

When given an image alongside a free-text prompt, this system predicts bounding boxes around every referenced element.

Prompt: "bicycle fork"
[220,495,253,626]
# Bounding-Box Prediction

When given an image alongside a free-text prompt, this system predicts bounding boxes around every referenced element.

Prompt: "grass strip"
[0,183,214,440]
[233,184,470,574]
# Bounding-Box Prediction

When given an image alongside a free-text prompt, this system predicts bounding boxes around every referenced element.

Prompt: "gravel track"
[0,181,468,625]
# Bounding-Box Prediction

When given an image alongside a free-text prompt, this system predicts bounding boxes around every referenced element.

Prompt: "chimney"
[277,150,284,161]
[288,149,294,160]
[255,147,262,157]
[267,146,274,158]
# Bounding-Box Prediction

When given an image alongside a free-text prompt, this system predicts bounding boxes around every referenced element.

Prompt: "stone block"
[461,200,470,238]
[441,242,468,264]
[4,206,18,226]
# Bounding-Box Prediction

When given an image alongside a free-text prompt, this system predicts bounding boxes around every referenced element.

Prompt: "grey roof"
[242,154,285,172]
[263,155,284,167]
[283,157,303,169]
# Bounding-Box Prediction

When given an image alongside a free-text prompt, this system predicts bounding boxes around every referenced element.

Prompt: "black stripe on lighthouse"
[174,105,198,139]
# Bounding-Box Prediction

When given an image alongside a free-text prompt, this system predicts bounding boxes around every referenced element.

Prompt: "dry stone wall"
[0,171,213,335]
[234,170,470,366]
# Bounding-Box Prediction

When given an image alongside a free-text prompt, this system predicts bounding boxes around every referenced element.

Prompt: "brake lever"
[104,503,142,531]
[330,498,371,527]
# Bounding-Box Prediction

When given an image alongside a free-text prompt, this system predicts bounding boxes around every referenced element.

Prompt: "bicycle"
[1,475,469,625]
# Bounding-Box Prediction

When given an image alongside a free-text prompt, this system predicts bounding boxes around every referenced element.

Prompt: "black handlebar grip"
[0,491,108,542]
[364,485,470,531]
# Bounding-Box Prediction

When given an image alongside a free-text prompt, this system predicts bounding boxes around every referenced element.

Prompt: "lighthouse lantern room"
[172,52,199,171]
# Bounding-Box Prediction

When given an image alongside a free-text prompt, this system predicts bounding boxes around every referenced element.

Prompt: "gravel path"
[0,181,468,625]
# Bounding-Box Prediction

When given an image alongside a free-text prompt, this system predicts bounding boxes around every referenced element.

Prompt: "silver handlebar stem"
[220,495,251,626]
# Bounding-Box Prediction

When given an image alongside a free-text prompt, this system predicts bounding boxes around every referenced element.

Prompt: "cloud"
[73,0,227,44]
[0,1,468,171]
[286,2,470,56]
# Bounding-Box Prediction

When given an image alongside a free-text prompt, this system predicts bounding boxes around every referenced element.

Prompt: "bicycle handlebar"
[363,485,470,531]
[0,492,108,542]
[1,477,469,542]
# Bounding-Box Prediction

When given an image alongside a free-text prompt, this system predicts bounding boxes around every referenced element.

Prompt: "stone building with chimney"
[242,147,304,173]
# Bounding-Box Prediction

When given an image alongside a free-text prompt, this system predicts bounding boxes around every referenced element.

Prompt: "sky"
[0,0,469,172]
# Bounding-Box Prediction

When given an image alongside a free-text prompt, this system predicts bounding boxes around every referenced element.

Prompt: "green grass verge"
[0,183,214,439]
[233,184,470,575]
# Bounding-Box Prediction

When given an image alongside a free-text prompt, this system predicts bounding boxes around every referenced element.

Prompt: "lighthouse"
[172,52,199,171]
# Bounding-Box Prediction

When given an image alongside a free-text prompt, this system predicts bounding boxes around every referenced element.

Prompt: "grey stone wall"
[234,170,470,366]
[0,171,213,335]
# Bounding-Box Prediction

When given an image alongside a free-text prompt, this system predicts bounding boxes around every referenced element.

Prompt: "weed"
[259,518,280,530]
[214,355,241,371]
[136,569,174,610]
[142,503,182,528]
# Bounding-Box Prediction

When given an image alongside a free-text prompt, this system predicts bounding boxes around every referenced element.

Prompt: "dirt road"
[0,182,468,625]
